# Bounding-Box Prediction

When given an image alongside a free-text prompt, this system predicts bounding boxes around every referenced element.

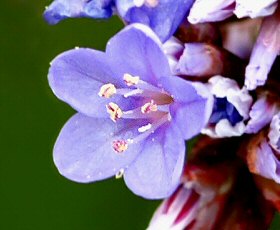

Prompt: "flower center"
[141,100,158,113]
[99,73,173,153]
[209,97,243,126]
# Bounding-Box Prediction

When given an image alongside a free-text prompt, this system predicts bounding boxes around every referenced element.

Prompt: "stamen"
[141,100,158,113]
[129,114,170,144]
[123,89,143,98]
[106,102,123,122]
[123,73,140,86]
[115,168,125,179]
[98,83,117,98]
[122,107,166,119]
[112,140,128,153]
[113,73,172,105]
[138,123,152,133]
[137,80,165,94]
[124,72,165,94]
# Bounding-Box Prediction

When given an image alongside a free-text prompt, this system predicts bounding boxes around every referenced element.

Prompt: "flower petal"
[106,24,171,86]
[203,118,246,138]
[268,113,280,152]
[188,0,235,24]
[234,0,278,18]
[53,113,146,183]
[175,43,224,77]
[245,7,280,90]
[162,37,184,74]
[44,0,114,24]
[246,96,277,134]
[247,137,280,184]
[124,124,185,199]
[48,48,134,117]
[159,76,212,139]
[116,0,194,42]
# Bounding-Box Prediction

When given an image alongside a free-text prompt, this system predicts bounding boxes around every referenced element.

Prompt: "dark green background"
[0,1,280,229]
[1,1,159,229]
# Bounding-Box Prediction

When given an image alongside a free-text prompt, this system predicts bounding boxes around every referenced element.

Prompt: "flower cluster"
[45,0,280,229]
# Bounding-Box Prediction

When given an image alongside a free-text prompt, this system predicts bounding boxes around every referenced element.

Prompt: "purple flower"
[188,0,235,24]
[44,0,114,24]
[245,6,280,90]
[234,0,278,18]
[176,43,223,77]
[188,0,278,25]
[202,76,252,138]
[115,0,195,41]
[246,112,280,184]
[162,37,184,74]
[44,0,195,42]
[174,43,240,78]
[245,94,278,134]
[163,36,246,80]
[48,24,211,199]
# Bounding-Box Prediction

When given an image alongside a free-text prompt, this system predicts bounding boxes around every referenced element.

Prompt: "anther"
[106,102,123,122]
[98,83,117,98]
[141,100,158,113]
[138,123,152,133]
[112,140,128,153]
[123,73,139,86]
[115,168,125,179]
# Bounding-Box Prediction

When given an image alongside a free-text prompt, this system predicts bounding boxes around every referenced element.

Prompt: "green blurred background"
[1,1,159,229]
[1,1,280,229]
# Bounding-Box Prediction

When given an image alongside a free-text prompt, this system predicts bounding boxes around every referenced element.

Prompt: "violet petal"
[188,0,235,24]
[48,48,134,118]
[44,0,114,24]
[106,24,171,86]
[251,140,280,184]
[53,113,147,183]
[234,0,278,18]
[124,124,185,199]
[159,76,211,139]
[246,97,277,134]
[245,7,280,90]
[116,0,195,42]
